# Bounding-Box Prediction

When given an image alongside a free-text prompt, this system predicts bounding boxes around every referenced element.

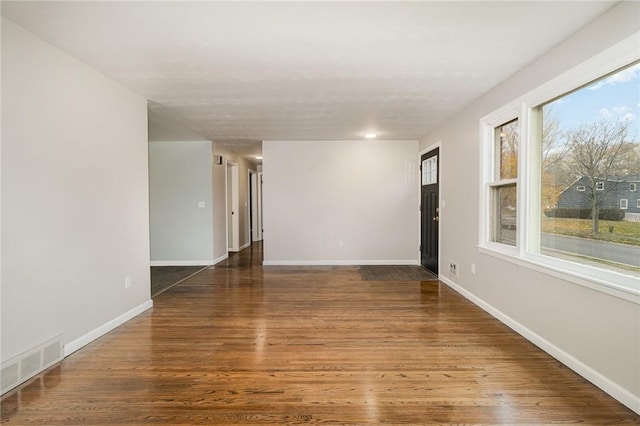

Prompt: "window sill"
[477,244,640,304]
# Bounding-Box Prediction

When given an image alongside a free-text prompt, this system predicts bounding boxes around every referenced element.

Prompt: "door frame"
[257,171,263,241]
[226,161,240,252]
[248,170,261,242]
[418,142,441,273]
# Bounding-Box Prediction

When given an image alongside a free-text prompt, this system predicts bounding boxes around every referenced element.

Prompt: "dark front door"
[420,148,439,274]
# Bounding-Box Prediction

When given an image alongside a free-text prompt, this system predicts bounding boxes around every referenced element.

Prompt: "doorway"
[420,147,439,275]
[226,162,239,252]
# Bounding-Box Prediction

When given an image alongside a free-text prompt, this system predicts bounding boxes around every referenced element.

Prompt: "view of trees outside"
[540,62,640,273]
[495,120,518,245]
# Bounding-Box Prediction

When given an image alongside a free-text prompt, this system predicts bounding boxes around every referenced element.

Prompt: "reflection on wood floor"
[2,242,638,424]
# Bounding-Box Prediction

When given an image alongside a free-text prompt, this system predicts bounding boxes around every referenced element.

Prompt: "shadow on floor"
[151,265,208,297]
[358,265,438,281]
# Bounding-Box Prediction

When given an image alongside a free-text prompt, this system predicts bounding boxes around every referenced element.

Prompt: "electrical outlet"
[124,275,131,289]
[471,263,476,274]
[449,261,458,278]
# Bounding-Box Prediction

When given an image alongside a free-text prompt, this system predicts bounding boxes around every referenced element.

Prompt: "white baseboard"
[64,300,153,357]
[212,253,228,265]
[439,275,640,415]
[150,260,214,266]
[239,242,251,251]
[263,259,420,266]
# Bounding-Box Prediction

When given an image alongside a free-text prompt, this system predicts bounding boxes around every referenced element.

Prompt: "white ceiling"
[1,1,616,160]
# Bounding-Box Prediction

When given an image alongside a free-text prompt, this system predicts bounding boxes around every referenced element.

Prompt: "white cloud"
[599,108,611,117]
[607,63,640,83]
[621,113,636,122]
[588,63,640,90]
[613,105,630,114]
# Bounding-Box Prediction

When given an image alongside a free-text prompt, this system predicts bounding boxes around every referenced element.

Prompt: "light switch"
[198,201,205,208]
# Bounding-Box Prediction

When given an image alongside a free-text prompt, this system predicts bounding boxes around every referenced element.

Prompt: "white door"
[226,162,239,252]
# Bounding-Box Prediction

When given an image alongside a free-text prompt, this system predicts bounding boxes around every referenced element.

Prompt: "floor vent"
[1,336,63,395]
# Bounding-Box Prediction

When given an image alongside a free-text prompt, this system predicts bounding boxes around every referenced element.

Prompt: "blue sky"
[544,62,640,137]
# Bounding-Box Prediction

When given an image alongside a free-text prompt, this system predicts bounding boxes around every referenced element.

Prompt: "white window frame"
[620,199,628,210]
[421,155,438,185]
[479,32,639,303]
[630,183,637,192]
[576,186,586,192]
[479,105,521,258]
[637,199,640,208]
[596,181,605,191]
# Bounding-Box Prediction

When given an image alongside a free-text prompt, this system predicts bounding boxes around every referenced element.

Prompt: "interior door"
[226,162,239,252]
[420,148,439,274]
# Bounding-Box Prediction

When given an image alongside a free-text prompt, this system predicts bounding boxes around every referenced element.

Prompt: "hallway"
[1,243,637,424]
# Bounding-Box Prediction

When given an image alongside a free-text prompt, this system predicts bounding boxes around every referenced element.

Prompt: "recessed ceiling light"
[365,133,377,139]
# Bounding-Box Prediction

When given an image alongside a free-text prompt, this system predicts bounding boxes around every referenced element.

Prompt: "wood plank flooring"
[2,242,638,424]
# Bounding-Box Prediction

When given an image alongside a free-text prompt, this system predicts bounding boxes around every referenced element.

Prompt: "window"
[489,119,518,246]
[539,62,639,281]
[480,49,639,301]
[421,155,438,185]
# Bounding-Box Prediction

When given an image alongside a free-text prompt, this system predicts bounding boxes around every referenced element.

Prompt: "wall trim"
[263,260,419,266]
[64,300,153,357]
[438,275,640,415]
[150,260,214,266]
[212,253,229,266]
[239,242,251,251]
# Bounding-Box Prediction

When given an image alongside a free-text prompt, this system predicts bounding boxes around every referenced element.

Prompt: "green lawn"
[542,217,640,246]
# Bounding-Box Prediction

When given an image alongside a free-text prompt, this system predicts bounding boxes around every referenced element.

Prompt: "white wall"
[148,141,214,265]
[1,18,151,363]
[263,140,418,264]
[419,2,639,412]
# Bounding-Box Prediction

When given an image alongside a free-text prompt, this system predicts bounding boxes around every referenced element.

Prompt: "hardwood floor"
[2,242,638,424]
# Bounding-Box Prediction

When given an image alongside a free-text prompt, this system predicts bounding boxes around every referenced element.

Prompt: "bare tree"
[541,107,572,209]
[565,119,631,234]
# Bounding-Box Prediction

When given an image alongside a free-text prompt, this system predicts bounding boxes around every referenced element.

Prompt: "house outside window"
[596,182,605,191]
[577,186,586,192]
[631,183,637,191]
[620,199,628,209]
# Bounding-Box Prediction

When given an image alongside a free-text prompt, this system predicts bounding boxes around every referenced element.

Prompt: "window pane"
[494,184,517,245]
[496,119,518,180]
[541,62,640,274]
[422,156,438,185]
